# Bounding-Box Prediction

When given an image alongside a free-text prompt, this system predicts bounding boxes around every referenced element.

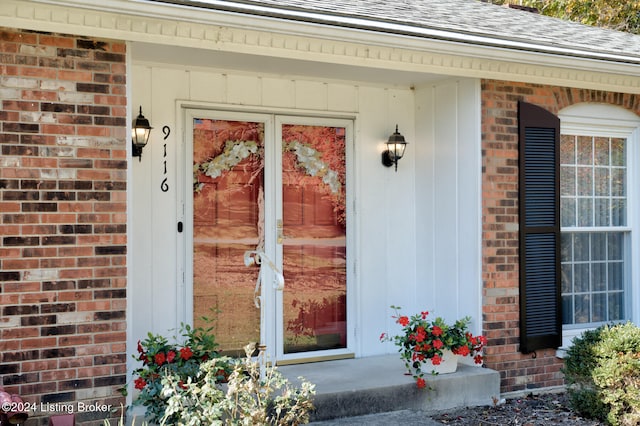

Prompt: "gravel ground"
[431,391,606,425]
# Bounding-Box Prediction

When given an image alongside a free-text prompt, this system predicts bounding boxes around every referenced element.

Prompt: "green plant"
[380,305,486,388]
[593,323,640,425]
[563,325,609,422]
[563,322,640,425]
[160,342,316,425]
[126,323,228,423]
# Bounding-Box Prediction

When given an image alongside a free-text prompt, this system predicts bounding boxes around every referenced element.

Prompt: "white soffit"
[131,42,446,86]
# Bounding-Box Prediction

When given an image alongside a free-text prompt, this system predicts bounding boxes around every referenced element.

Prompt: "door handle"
[277,219,283,244]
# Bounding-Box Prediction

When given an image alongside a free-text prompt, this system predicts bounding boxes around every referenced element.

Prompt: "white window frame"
[558,103,640,352]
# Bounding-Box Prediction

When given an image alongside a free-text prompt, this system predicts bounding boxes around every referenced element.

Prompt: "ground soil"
[430,391,607,425]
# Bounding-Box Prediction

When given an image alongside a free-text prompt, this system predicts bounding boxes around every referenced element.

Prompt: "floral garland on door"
[193,140,260,193]
[194,140,341,194]
[193,139,345,225]
[283,140,341,195]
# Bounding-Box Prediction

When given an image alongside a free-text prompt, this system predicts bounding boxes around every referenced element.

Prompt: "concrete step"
[278,354,500,422]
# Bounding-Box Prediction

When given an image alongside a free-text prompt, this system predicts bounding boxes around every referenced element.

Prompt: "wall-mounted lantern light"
[381,125,408,172]
[132,106,152,161]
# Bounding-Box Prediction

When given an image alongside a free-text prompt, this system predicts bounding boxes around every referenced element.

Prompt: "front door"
[188,110,352,363]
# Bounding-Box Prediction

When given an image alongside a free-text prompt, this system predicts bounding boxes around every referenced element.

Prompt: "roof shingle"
[163,0,640,62]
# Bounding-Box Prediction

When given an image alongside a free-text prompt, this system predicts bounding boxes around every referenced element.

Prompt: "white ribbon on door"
[243,250,284,379]
[243,250,285,309]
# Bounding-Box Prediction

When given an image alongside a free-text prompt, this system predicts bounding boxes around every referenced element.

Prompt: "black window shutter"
[518,101,562,354]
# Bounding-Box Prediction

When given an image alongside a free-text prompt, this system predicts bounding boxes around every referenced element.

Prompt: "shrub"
[563,325,609,422]
[563,322,640,425]
[592,323,640,425]
[160,343,316,425]
[127,323,228,423]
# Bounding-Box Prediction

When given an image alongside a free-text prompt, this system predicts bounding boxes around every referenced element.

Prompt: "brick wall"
[0,28,127,425]
[481,80,640,393]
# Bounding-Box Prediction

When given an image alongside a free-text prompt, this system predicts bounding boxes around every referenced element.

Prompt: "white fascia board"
[15,0,640,82]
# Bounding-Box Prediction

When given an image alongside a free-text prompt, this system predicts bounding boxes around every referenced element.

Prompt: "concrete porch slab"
[278,354,500,422]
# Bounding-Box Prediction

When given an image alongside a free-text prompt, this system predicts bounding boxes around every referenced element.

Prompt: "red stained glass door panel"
[280,124,347,354]
[192,119,264,356]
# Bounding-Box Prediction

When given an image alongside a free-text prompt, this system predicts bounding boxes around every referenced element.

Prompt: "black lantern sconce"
[381,125,408,171]
[132,106,152,161]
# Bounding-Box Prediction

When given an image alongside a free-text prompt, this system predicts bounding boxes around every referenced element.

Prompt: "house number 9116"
[161,125,170,192]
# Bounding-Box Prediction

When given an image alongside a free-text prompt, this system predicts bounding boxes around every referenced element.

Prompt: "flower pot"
[428,349,458,375]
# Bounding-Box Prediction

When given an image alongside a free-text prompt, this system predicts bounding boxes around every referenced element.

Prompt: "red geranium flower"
[382,306,487,391]
[431,354,442,365]
[155,352,166,366]
[180,347,193,361]
[416,377,426,389]
[456,345,470,356]
[137,340,144,354]
[134,377,147,390]
[167,350,176,363]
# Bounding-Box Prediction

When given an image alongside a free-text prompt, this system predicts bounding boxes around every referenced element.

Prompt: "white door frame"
[274,114,355,363]
[180,105,356,363]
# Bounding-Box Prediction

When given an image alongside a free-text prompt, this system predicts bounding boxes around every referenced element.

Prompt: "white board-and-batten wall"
[128,61,482,371]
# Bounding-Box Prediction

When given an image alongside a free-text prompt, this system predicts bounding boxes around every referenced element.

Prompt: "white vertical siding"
[128,63,482,368]
[352,85,393,356]
[414,79,482,335]
[262,77,295,108]
[328,84,358,112]
[130,64,154,340]
[190,71,227,103]
[433,81,461,316]
[228,74,262,105]
[295,81,328,110]
[456,79,483,335]
[131,67,191,344]
[356,86,417,356]
[414,84,436,310]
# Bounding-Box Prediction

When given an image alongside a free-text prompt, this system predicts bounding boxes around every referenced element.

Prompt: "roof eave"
[14,0,640,91]
[148,0,640,65]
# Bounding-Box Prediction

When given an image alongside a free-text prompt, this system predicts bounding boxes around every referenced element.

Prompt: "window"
[560,135,627,326]
[519,102,639,352]
[558,103,640,339]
